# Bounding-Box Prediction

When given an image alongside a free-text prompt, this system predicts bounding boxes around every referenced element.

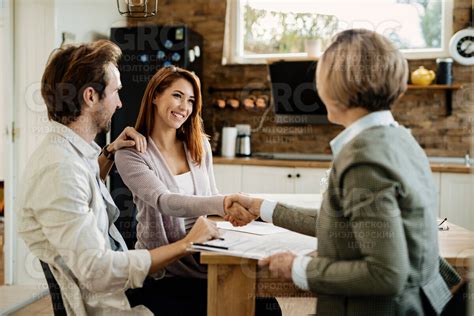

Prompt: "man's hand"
[258,252,296,280]
[111,126,147,153]
[223,193,262,226]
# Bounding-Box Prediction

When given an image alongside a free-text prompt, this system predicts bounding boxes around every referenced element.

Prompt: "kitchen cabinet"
[439,173,474,230]
[241,165,327,194]
[432,172,441,217]
[213,164,328,194]
[213,163,473,230]
[293,167,328,194]
[242,166,294,193]
[213,164,242,194]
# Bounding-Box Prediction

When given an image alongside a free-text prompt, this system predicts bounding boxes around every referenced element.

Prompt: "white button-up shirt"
[16,121,152,315]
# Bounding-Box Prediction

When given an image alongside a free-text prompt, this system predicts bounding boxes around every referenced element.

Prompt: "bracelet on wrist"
[101,144,115,161]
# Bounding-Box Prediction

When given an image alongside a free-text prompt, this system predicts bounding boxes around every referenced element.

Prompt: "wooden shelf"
[407,83,462,90]
[406,83,463,115]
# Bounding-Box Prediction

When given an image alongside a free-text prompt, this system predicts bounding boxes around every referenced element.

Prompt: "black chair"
[40,260,67,316]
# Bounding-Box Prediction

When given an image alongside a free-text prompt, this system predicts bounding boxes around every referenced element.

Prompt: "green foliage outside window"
[243,4,338,55]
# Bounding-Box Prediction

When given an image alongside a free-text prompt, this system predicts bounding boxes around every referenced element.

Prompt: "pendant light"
[116,0,158,18]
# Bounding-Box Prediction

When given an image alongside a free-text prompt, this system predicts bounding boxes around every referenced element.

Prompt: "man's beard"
[100,119,112,133]
[94,108,112,134]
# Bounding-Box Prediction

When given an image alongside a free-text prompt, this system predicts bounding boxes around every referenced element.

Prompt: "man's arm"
[20,162,221,292]
[20,162,151,293]
[98,127,147,181]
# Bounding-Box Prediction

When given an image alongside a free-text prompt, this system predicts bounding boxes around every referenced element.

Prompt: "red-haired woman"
[116,66,280,316]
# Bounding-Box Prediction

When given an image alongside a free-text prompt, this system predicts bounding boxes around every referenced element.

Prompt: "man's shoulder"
[24,133,90,179]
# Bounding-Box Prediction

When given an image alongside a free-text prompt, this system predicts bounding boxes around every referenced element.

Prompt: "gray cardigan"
[273,126,457,315]
[115,137,224,279]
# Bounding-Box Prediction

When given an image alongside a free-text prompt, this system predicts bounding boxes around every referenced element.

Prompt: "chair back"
[40,260,67,316]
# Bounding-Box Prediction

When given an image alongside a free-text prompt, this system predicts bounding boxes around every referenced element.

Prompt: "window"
[223,0,454,64]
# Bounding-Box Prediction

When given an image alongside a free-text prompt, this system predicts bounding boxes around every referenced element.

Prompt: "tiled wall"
[134,0,473,157]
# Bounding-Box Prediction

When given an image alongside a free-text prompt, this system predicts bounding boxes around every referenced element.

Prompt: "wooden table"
[202,194,474,316]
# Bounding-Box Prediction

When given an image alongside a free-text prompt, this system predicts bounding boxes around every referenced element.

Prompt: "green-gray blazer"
[273,126,460,316]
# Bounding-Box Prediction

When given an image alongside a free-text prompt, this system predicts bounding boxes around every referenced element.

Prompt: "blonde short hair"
[317,29,408,111]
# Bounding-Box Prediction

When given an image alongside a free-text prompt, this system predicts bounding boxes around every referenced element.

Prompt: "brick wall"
[132,0,473,157]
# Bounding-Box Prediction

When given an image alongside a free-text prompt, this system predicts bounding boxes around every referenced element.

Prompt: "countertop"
[214,156,473,174]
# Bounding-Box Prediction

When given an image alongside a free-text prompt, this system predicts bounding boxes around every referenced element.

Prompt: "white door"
[213,164,242,193]
[1,0,15,286]
[4,0,56,286]
[440,173,474,230]
[294,168,328,194]
[242,166,294,193]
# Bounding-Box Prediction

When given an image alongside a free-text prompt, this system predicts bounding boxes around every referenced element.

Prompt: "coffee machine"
[235,124,252,157]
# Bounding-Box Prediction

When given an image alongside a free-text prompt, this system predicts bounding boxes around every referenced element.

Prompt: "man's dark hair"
[41,40,122,125]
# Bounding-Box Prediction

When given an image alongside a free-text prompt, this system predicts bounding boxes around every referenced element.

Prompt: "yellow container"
[410,66,436,86]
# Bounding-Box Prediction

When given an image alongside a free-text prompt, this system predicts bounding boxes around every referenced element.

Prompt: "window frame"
[222,0,454,65]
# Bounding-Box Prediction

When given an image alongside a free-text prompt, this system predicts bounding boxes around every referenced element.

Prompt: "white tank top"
[174,171,197,233]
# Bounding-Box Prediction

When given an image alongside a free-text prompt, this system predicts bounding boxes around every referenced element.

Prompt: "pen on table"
[438,217,447,226]
[192,242,229,250]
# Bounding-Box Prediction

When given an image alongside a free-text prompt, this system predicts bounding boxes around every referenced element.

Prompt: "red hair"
[135,66,207,165]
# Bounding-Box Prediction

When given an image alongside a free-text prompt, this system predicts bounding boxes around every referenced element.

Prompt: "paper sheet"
[216,221,289,235]
[191,230,317,260]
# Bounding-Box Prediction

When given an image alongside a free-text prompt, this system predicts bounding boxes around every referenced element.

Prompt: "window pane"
[242,1,338,55]
[240,0,443,57]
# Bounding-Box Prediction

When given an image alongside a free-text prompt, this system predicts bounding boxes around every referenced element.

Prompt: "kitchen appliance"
[436,58,453,84]
[221,127,238,158]
[235,124,252,157]
[268,60,329,124]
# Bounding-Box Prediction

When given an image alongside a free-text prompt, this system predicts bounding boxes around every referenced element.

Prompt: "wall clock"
[449,27,474,66]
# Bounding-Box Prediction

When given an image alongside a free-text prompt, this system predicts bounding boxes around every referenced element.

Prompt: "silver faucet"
[465,151,471,167]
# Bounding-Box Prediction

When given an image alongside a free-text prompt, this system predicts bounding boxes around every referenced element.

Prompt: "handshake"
[223,193,264,226]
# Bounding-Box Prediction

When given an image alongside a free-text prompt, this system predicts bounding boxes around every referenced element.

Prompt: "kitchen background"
[0,2,472,314]
[126,0,473,157]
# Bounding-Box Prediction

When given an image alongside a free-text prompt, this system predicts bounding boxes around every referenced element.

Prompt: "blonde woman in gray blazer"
[225,29,460,316]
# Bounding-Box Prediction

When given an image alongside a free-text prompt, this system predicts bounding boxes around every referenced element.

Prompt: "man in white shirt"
[17,40,220,315]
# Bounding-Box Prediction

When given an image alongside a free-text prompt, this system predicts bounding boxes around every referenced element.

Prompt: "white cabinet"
[214,164,473,230]
[439,173,474,230]
[294,168,328,194]
[242,166,294,193]
[213,164,242,194]
[241,166,327,194]
[431,172,441,217]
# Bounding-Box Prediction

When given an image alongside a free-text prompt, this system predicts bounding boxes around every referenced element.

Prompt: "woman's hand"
[110,126,147,153]
[184,216,221,245]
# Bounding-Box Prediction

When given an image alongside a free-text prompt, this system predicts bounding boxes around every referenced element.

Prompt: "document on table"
[191,229,317,260]
[216,221,289,235]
